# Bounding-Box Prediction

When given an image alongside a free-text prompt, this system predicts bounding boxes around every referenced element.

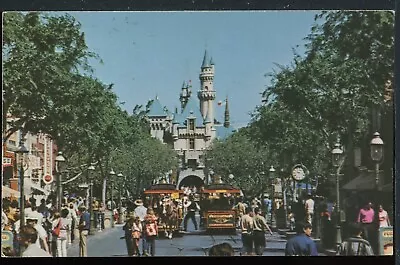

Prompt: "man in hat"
[78,205,90,257]
[19,225,51,257]
[133,199,147,255]
[25,212,50,254]
[183,195,200,231]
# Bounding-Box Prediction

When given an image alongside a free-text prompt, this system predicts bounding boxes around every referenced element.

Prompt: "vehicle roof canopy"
[143,183,184,194]
[201,183,241,194]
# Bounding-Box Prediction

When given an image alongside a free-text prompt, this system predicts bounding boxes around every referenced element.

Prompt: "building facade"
[146,51,235,189]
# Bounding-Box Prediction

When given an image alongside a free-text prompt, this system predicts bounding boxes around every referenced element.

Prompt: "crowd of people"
[1,193,109,257]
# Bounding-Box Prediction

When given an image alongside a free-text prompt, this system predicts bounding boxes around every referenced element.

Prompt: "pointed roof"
[224,97,230,128]
[182,80,187,88]
[201,50,211,68]
[210,57,214,65]
[148,97,168,117]
[203,113,212,124]
[178,96,204,127]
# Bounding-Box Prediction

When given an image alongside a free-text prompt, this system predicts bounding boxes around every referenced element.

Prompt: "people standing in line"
[68,203,79,244]
[285,221,318,256]
[378,204,390,227]
[98,202,106,231]
[123,216,135,256]
[143,208,158,256]
[78,205,90,257]
[183,195,200,231]
[356,202,375,243]
[304,194,315,226]
[337,222,374,256]
[240,207,254,255]
[19,225,52,257]
[25,213,50,254]
[53,208,71,257]
[252,207,273,256]
[133,199,147,256]
[50,212,60,257]
[92,199,99,230]
[132,216,143,256]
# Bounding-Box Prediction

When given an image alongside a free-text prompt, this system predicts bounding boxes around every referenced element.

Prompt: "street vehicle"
[199,183,241,233]
[143,183,184,237]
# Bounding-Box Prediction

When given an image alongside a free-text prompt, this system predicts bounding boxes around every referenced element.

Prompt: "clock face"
[292,167,305,181]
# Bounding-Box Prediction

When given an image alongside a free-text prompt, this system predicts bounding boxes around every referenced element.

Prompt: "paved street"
[67,215,287,257]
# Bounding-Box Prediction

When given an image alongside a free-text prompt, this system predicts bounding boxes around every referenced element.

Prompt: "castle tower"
[198,50,216,124]
[179,81,191,112]
[224,96,230,128]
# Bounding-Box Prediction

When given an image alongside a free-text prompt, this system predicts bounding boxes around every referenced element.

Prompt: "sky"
[68,11,319,129]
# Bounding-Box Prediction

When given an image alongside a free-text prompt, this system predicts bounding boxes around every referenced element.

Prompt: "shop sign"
[379,226,393,255]
[2,157,12,167]
[43,174,54,185]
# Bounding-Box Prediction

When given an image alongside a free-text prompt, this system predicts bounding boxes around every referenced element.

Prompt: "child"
[132,217,142,256]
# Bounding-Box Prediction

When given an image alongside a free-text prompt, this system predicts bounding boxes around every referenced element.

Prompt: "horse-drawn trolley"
[200,183,241,233]
[143,183,184,238]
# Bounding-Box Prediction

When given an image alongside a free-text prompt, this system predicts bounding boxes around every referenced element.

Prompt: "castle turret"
[179,81,191,111]
[198,50,216,124]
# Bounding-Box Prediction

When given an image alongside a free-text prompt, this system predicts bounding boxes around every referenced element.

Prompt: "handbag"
[52,220,61,237]
[145,223,158,236]
[132,231,141,239]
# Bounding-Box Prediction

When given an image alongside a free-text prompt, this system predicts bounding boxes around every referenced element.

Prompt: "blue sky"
[69,11,319,129]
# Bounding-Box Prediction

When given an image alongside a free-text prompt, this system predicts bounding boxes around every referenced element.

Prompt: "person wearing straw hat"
[133,199,147,256]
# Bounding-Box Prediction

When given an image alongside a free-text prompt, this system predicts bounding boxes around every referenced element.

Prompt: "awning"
[342,174,376,190]
[2,185,20,198]
[24,178,49,196]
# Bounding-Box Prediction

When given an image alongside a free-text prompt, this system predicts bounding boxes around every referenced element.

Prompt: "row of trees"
[3,12,178,202]
[205,11,394,198]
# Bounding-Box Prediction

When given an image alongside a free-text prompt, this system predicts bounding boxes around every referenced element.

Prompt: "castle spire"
[201,49,210,68]
[224,96,230,128]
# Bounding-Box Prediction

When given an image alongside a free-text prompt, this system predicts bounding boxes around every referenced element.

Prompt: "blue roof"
[178,96,204,127]
[201,50,211,68]
[215,125,236,140]
[148,97,168,117]
[172,113,180,124]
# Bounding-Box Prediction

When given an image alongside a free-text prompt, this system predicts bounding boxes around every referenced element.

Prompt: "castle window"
[189,119,195,131]
[189,138,195,150]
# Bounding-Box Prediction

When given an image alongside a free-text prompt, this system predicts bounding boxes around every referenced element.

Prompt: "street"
[67,215,287,257]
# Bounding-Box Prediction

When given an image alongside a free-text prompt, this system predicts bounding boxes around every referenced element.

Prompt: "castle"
[146,50,235,188]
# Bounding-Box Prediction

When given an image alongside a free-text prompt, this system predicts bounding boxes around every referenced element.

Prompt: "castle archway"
[178,175,204,190]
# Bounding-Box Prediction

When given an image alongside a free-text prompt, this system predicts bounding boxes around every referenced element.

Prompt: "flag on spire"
[217,99,227,106]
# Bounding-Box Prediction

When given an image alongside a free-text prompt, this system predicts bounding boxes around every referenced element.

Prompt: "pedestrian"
[378,204,390,227]
[356,202,375,243]
[143,208,158,256]
[53,208,71,257]
[337,222,374,256]
[78,205,90,257]
[49,212,60,257]
[183,195,200,231]
[132,216,142,256]
[19,225,51,257]
[208,242,235,256]
[25,213,50,254]
[240,207,254,255]
[304,194,315,226]
[133,199,147,255]
[262,195,272,223]
[234,196,246,228]
[285,221,318,256]
[252,207,273,256]
[123,216,135,256]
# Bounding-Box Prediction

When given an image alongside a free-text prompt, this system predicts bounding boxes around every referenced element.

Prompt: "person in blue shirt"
[285,221,318,256]
[78,205,90,257]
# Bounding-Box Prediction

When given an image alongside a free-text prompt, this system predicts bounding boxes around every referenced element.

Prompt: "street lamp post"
[88,164,95,235]
[15,139,29,228]
[117,172,124,224]
[269,165,276,229]
[55,151,66,212]
[331,141,343,247]
[109,169,116,228]
[370,132,384,254]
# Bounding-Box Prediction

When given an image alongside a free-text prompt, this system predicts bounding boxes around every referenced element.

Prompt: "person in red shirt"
[356,202,375,243]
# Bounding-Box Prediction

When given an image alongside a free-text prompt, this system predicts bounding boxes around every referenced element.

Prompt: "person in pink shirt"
[356,202,375,243]
[378,205,390,227]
